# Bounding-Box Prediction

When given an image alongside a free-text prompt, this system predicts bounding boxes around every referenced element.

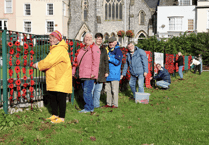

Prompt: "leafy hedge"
[136,32,209,65]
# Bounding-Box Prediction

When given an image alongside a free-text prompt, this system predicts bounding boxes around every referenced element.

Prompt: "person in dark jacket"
[150,63,171,90]
[121,42,148,99]
[92,33,109,108]
[104,36,123,108]
[175,52,184,80]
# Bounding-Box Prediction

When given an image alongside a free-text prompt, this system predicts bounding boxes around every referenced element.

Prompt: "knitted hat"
[50,30,62,41]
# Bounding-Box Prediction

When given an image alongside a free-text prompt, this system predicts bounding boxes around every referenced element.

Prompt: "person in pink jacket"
[72,32,101,113]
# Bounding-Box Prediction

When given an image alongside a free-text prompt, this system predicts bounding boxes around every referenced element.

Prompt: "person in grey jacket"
[120,42,148,99]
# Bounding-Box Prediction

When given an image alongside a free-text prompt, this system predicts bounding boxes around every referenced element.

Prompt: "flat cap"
[108,36,116,43]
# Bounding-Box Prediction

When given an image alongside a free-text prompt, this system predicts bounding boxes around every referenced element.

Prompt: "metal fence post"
[71,40,76,105]
[2,30,8,114]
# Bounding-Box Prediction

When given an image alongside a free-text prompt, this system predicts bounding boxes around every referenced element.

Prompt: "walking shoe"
[112,105,118,108]
[47,115,58,120]
[103,105,111,108]
[79,109,94,113]
[51,118,64,124]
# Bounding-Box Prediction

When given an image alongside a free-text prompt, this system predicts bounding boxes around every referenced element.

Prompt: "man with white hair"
[121,42,148,99]
[150,63,171,90]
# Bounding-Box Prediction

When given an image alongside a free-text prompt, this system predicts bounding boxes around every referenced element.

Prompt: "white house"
[197,0,209,33]
[157,0,196,38]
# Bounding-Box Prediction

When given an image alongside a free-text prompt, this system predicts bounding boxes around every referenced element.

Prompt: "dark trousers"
[48,91,67,118]
[194,64,201,75]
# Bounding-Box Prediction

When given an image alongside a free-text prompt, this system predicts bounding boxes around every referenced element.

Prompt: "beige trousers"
[105,81,119,107]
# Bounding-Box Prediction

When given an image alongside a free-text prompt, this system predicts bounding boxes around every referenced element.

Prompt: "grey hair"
[127,41,135,46]
[156,63,161,66]
[83,32,95,43]
[178,52,182,56]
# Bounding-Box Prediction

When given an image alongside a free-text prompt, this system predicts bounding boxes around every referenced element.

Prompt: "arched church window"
[139,10,145,25]
[83,0,88,21]
[105,0,122,20]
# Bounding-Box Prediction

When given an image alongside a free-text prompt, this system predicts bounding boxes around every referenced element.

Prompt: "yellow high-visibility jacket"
[38,40,72,94]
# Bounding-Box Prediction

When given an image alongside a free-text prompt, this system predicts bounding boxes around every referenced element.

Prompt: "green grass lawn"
[0,71,209,144]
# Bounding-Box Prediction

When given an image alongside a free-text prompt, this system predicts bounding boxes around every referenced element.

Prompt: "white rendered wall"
[157,6,196,38]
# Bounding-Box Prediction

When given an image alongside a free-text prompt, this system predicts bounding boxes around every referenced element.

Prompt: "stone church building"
[68,0,159,44]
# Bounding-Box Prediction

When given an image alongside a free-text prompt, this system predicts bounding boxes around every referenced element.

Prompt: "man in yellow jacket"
[33,30,72,123]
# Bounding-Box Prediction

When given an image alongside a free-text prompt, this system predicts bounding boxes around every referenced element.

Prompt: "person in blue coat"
[121,42,148,99]
[104,36,123,108]
[150,63,171,90]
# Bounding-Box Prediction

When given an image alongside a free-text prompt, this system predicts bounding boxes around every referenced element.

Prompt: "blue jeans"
[156,80,170,88]
[129,75,144,98]
[81,79,95,111]
[92,82,103,108]
[178,66,183,78]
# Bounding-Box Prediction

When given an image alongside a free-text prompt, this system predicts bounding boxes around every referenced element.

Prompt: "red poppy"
[31,75,33,79]
[15,79,21,86]
[17,47,21,52]
[23,60,27,64]
[22,93,26,97]
[22,89,26,94]
[22,68,26,74]
[30,55,33,60]
[71,57,73,60]
[80,43,84,48]
[17,86,21,91]
[29,69,33,75]
[9,61,12,66]
[18,92,21,97]
[73,63,78,67]
[29,43,33,47]
[23,62,27,66]
[23,55,27,59]
[70,47,73,51]
[75,53,78,57]
[66,40,69,43]
[23,83,28,88]
[30,50,34,55]
[24,50,28,55]
[9,96,13,101]
[74,57,77,62]
[10,89,14,95]
[30,80,35,86]
[69,41,73,46]
[76,42,80,47]
[9,49,14,55]
[24,43,28,49]
[15,41,20,46]
[17,74,20,79]
[9,69,13,76]
[30,95,34,98]
[90,45,93,48]
[30,62,33,67]
[29,87,34,92]
[70,52,73,55]
[77,49,80,53]
[16,53,20,58]
[8,78,13,84]
[8,42,13,47]
[23,75,27,81]
[16,59,20,65]
[9,84,14,89]
[15,66,20,73]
